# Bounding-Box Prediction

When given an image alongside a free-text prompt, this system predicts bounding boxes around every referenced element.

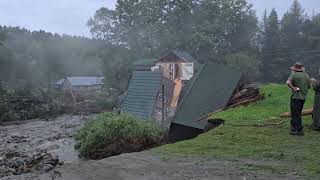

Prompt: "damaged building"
[120,50,241,140]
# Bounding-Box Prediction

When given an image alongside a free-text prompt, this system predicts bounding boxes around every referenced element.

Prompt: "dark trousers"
[290,99,305,131]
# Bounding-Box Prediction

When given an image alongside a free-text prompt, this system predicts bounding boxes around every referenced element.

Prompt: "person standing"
[311,77,320,131]
[286,62,310,136]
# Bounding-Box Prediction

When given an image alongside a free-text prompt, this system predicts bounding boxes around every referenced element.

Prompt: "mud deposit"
[0,115,92,178]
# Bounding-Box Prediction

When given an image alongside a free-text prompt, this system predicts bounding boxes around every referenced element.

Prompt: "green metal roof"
[120,71,162,120]
[173,63,241,130]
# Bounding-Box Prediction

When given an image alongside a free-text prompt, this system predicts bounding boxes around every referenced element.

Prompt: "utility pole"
[161,84,165,127]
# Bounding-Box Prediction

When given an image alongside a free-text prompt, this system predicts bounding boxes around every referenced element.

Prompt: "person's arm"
[286,80,299,92]
[286,73,299,92]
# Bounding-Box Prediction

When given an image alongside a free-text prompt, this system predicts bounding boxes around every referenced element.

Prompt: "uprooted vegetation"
[75,113,166,159]
[156,84,320,179]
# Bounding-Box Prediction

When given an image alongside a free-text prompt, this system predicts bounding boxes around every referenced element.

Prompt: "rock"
[52,155,59,161]
[8,168,16,174]
[42,164,53,172]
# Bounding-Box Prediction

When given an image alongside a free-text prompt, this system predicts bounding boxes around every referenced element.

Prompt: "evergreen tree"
[262,9,283,81]
[281,0,305,50]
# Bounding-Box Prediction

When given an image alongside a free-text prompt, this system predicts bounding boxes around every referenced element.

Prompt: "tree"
[281,0,305,50]
[261,9,284,81]
[224,52,261,81]
[88,0,258,62]
[264,9,281,51]
[0,30,14,82]
[87,8,117,43]
[100,45,137,96]
[0,26,113,90]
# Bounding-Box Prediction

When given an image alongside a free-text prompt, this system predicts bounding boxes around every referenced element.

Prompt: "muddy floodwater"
[0,115,93,178]
[0,115,91,162]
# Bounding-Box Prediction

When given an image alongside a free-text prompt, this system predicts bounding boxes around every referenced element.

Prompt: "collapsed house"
[120,50,241,140]
[170,63,241,141]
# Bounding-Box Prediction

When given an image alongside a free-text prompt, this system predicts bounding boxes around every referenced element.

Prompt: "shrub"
[75,112,166,159]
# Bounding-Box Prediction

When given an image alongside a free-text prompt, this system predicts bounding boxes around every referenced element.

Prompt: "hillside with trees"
[0,0,319,119]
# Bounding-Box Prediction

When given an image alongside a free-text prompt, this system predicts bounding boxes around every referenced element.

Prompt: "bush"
[75,112,166,159]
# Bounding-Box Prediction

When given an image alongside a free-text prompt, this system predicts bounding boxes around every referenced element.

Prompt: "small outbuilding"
[56,77,104,92]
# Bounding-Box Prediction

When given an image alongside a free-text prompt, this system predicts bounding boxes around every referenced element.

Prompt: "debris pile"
[227,85,263,108]
[0,151,63,178]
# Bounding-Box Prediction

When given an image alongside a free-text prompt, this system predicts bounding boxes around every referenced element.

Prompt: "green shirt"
[288,72,310,100]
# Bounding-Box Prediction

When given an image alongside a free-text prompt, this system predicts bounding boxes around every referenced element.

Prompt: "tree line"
[89,0,320,82]
[0,26,135,93]
[261,1,320,81]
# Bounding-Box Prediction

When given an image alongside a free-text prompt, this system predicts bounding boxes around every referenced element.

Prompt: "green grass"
[155,84,320,178]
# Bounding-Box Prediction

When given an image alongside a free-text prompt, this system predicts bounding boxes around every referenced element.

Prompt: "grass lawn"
[155,84,320,179]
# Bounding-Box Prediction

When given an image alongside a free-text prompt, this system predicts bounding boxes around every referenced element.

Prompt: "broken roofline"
[133,50,198,66]
[156,50,198,64]
[172,63,242,130]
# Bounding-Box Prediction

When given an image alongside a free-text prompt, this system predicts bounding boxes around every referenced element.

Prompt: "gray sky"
[0,0,319,37]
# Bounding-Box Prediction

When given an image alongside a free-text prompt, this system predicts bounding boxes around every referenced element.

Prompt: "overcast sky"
[0,0,319,37]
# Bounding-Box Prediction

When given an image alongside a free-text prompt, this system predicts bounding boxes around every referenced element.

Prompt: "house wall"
[157,63,183,81]
[72,85,103,91]
[169,123,204,142]
[62,80,72,91]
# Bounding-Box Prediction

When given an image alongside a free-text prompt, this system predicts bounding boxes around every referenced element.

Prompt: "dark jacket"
[313,80,320,128]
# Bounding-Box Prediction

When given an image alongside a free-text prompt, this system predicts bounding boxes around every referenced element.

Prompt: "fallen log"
[197,97,262,121]
[280,108,313,118]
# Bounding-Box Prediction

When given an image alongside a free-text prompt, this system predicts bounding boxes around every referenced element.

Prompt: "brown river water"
[0,115,92,163]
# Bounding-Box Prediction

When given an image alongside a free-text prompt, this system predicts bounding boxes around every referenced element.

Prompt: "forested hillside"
[0,26,135,93]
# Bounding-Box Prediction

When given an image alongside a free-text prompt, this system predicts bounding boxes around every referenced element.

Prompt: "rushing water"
[0,114,93,163]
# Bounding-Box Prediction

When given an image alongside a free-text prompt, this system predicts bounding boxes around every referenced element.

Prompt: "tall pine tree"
[281,0,305,50]
[262,9,283,81]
